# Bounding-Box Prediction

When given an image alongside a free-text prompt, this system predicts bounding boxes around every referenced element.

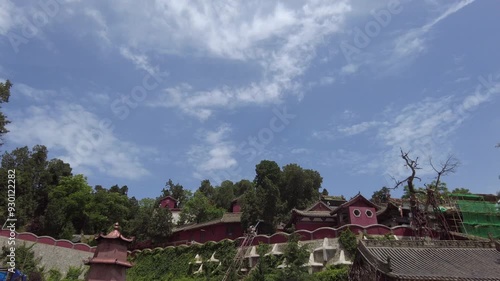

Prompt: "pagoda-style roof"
[306,201,333,212]
[96,223,134,243]
[172,213,241,233]
[288,200,336,224]
[84,258,133,268]
[330,193,380,215]
[352,240,500,281]
[159,195,178,202]
[376,201,403,216]
[321,195,347,207]
[291,209,333,218]
[231,195,243,203]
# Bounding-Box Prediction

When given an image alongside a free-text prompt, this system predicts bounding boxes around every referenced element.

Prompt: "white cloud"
[341,63,359,75]
[323,76,500,179]
[312,130,337,141]
[119,47,159,75]
[338,121,385,136]
[338,1,476,75]
[84,8,110,44]
[188,124,237,179]
[76,1,353,119]
[86,92,111,105]
[291,148,310,154]
[378,79,498,178]
[14,83,58,102]
[388,0,475,66]
[0,0,17,35]
[6,101,151,180]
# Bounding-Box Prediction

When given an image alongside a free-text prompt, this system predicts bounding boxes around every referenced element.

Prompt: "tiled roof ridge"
[305,200,333,211]
[331,193,380,215]
[173,213,242,232]
[362,239,496,249]
[291,209,333,218]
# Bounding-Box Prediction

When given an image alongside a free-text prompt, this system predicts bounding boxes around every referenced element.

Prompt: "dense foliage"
[338,228,357,258]
[240,160,323,232]
[128,235,350,281]
[127,240,237,281]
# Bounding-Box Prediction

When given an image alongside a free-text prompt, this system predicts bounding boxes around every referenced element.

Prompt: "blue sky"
[1,0,499,200]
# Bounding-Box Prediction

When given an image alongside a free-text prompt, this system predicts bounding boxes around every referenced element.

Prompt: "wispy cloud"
[0,0,18,36]
[387,0,475,68]
[119,47,159,75]
[13,83,58,102]
[6,99,152,180]
[319,76,500,179]
[379,78,498,178]
[338,121,386,136]
[340,0,476,75]
[101,1,352,119]
[188,124,237,180]
[84,8,110,44]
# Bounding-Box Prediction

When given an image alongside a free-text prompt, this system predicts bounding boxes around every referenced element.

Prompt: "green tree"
[43,175,92,237]
[246,243,277,281]
[257,177,282,230]
[371,186,391,204]
[278,233,309,281]
[313,265,349,281]
[281,163,322,211]
[0,79,12,145]
[254,160,282,188]
[338,228,357,258]
[213,180,235,210]
[87,185,131,234]
[126,198,156,242]
[451,187,471,194]
[0,145,72,231]
[179,191,224,224]
[240,187,262,230]
[162,179,190,207]
[147,207,173,244]
[199,179,215,200]
[234,179,253,197]
[402,185,426,201]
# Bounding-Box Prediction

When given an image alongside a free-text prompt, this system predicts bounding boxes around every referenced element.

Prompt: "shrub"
[338,229,357,258]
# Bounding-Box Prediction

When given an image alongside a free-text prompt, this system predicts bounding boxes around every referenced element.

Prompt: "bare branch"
[429,155,460,190]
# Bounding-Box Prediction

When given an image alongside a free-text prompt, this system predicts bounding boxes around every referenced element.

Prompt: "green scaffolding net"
[456,198,500,239]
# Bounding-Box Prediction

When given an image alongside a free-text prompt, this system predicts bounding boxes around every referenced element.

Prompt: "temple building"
[349,239,500,281]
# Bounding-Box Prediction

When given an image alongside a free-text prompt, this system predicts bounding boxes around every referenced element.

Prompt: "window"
[353,209,361,217]
[366,209,373,218]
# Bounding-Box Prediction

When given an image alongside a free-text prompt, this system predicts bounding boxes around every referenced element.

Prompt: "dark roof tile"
[359,240,500,280]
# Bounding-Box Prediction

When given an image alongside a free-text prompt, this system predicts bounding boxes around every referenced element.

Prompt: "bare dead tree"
[390,150,460,239]
[428,155,460,192]
[390,149,423,195]
[388,150,429,237]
